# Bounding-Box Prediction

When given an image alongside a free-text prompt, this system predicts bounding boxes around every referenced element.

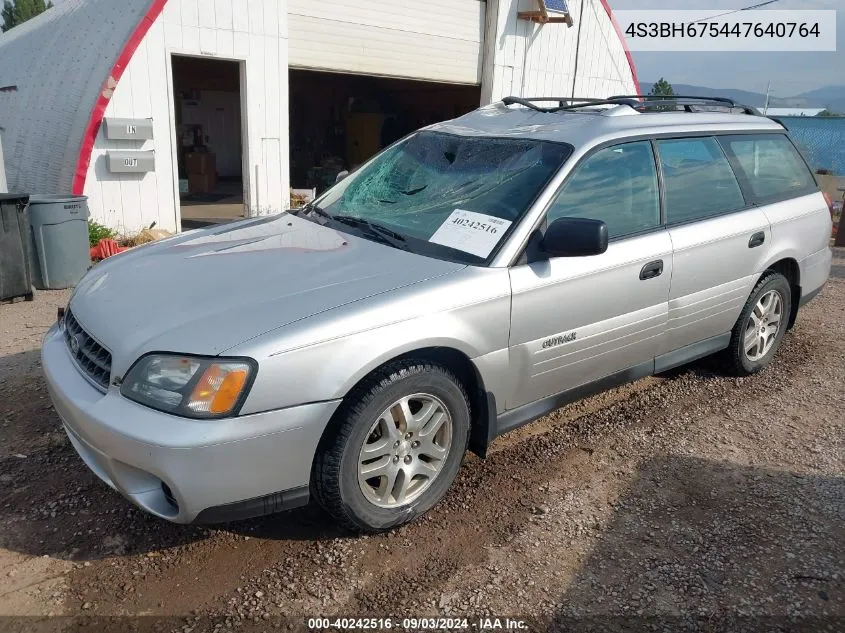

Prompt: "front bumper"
[41,325,340,524]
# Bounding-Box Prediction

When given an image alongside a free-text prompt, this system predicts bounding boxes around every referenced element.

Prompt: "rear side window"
[547,140,660,239]
[720,134,817,203]
[656,137,746,225]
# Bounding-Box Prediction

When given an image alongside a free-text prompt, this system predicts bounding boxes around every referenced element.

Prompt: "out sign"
[108,150,155,173]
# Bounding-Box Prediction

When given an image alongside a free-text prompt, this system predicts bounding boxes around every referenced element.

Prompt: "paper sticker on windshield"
[429,210,513,258]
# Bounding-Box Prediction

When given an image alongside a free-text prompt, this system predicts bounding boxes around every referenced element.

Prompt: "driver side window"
[547,141,660,240]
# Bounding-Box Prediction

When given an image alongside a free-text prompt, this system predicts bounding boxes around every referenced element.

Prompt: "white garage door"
[287,0,485,85]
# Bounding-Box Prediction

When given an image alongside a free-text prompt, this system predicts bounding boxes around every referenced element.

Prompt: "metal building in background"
[0,128,7,193]
[0,0,638,234]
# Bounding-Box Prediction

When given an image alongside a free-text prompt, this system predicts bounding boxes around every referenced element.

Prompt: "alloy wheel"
[744,289,784,362]
[357,393,452,508]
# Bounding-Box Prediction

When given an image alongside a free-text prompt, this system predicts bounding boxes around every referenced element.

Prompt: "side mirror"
[335,170,350,184]
[541,217,608,257]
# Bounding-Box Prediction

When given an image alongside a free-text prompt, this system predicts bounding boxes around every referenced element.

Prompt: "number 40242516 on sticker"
[428,209,513,259]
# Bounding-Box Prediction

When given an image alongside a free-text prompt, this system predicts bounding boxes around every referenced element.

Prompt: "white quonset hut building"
[0,0,638,233]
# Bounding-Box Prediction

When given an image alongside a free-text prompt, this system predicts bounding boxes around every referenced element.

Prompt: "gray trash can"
[29,195,92,290]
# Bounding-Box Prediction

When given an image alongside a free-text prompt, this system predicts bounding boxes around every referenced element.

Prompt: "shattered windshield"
[310,131,571,263]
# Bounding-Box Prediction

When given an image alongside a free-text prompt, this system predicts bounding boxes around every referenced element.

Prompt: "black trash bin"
[29,195,91,290]
[0,194,34,302]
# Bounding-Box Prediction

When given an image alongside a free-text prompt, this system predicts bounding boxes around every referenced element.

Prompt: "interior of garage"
[288,69,481,205]
[171,55,246,229]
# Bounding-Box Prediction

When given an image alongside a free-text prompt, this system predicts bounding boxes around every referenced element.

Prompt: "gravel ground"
[1,250,843,633]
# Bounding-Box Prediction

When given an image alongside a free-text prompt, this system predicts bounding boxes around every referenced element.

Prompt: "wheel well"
[765,258,801,329]
[317,347,493,461]
[382,348,493,458]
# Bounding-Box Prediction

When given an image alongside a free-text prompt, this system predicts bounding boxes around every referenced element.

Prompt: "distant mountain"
[640,82,845,113]
[796,85,845,110]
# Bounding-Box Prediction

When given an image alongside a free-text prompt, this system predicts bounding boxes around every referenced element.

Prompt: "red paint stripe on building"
[597,0,641,96]
[71,0,169,195]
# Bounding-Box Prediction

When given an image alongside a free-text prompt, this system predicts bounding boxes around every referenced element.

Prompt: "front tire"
[312,360,470,532]
[726,272,792,376]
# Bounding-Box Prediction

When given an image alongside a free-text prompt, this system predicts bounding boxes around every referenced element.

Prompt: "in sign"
[126,124,137,135]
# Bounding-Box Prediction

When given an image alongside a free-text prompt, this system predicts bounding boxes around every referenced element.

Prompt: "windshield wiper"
[331,215,408,247]
[300,203,331,220]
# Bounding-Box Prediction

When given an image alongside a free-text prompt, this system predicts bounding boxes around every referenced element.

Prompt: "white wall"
[84,0,290,233]
[287,0,485,85]
[73,0,636,233]
[482,0,637,104]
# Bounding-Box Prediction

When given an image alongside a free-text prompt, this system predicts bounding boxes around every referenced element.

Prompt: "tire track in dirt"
[332,321,828,618]
[150,289,833,625]
[1,272,839,628]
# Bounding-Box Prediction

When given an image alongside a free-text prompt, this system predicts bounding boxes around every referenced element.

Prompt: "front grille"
[63,310,112,391]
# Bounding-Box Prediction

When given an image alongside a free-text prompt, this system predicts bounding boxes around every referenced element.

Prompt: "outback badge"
[542,332,577,349]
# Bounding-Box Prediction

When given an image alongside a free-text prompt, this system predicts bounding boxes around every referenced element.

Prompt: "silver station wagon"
[43,95,833,531]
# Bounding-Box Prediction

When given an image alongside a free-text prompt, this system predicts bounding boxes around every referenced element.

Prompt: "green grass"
[88,220,115,248]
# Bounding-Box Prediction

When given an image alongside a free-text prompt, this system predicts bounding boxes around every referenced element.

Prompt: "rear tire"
[312,360,470,532]
[726,272,792,376]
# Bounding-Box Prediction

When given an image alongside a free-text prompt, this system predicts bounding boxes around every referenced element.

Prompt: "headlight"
[120,354,257,419]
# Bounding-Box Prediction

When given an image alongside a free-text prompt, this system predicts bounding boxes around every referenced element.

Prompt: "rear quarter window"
[655,137,746,225]
[720,134,818,203]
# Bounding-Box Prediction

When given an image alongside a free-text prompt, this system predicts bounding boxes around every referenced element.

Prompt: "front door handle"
[749,231,766,248]
[640,260,664,280]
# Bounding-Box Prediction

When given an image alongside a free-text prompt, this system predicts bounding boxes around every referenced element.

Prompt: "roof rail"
[502,94,760,115]
[607,94,760,115]
[501,96,608,113]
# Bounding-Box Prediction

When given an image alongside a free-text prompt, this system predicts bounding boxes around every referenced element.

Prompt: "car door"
[655,136,772,361]
[507,140,671,411]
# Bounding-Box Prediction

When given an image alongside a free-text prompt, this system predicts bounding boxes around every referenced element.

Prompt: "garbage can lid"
[0,193,30,203]
[29,194,88,204]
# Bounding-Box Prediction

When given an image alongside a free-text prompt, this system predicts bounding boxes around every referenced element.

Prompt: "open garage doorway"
[171,55,247,230]
[288,69,481,202]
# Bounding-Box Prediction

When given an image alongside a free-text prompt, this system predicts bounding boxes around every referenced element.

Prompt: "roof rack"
[502,95,760,115]
[608,94,760,115]
[501,96,608,113]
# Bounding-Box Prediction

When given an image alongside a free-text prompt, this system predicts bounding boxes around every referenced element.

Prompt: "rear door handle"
[749,232,766,248]
[640,260,664,280]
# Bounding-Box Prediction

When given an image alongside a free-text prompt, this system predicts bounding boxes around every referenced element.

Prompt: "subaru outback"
[42,95,833,531]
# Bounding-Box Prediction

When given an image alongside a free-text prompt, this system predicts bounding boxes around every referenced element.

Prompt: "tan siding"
[287,0,485,84]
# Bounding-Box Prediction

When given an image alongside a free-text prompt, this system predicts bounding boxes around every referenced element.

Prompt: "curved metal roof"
[0,0,154,195]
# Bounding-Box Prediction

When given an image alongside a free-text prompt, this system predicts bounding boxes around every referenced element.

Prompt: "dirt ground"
[1,251,843,633]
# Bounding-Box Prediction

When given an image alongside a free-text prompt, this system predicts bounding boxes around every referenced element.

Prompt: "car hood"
[70,214,464,374]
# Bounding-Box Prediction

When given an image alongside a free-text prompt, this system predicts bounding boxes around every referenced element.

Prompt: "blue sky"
[609,0,844,96]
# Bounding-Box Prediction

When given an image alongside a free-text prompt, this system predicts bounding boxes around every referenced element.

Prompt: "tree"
[1,0,53,33]
[649,78,675,98]
[817,109,840,118]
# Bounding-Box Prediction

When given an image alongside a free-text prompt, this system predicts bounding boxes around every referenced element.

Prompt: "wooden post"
[518,0,574,26]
